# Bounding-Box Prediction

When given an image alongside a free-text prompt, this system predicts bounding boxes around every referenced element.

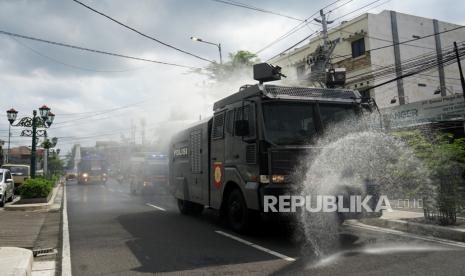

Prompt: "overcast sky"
[0,0,463,153]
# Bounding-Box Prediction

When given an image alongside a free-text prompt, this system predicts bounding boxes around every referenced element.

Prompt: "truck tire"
[226,189,256,233]
[177,199,203,215]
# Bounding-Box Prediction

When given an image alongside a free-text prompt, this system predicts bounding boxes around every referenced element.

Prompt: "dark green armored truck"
[169,63,377,232]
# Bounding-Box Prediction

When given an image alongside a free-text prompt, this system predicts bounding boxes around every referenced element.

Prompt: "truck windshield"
[263,102,357,145]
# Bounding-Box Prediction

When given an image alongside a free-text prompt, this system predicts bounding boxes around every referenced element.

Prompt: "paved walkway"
[0,210,47,249]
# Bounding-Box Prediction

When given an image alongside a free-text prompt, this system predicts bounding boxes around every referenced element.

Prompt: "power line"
[345,44,463,83]
[266,31,320,62]
[72,0,213,63]
[360,45,465,92]
[264,0,391,59]
[332,0,384,21]
[209,0,303,21]
[0,29,201,70]
[12,37,147,73]
[255,0,346,54]
[53,101,146,126]
[337,25,465,59]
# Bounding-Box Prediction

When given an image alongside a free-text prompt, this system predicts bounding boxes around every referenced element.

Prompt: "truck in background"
[78,153,107,184]
[129,153,169,195]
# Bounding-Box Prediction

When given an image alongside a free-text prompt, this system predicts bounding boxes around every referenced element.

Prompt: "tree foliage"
[393,130,465,225]
[199,50,260,82]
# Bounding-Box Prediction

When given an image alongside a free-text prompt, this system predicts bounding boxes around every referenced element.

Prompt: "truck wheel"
[0,194,5,207]
[177,199,203,215]
[227,189,255,233]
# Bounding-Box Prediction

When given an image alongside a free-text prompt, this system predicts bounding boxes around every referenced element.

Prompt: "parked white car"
[0,168,15,207]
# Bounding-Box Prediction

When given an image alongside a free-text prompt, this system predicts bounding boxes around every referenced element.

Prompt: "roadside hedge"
[18,178,53,199]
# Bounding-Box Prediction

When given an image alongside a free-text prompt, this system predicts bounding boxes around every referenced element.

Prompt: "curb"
[361,217,465,243]
[4,183,62,212]
[0,247,33,276]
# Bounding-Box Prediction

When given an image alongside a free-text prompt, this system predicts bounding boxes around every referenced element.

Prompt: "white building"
[270,10,465,109]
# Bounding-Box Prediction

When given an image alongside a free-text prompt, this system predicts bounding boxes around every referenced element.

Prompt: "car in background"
[65,169,78,181]
[0,169,15,207]
[1,164,30,190]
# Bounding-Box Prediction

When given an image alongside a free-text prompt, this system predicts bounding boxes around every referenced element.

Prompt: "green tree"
[48,156,64,176]
[200,50,260,82]
[393,130,465,225]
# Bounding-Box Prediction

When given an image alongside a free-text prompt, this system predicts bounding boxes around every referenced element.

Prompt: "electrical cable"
[72,0,213,63]
[0,30,201,70]
[209,0,303,21]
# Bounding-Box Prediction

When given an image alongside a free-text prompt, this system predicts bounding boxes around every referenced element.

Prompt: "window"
[319,104,357,127]
[263,102,317,145]
[225,109,235,134]
[235,104,256,139]
[296,64,306,79]
[212,111,225,140]
[351,38,365,58]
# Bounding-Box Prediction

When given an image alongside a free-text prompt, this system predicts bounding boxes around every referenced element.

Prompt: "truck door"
[210,110,226,209]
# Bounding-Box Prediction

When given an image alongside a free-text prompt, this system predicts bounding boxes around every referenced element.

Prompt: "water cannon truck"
[169,63,379,232]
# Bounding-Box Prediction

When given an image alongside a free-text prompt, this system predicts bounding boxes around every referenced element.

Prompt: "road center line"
[215,230,296,262]
[345,220,465,249]
[62,184,72,276]
[146,203,166,211]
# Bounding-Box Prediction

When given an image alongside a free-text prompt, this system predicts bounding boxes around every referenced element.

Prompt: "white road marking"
[215,230,296,262]
[62,184,72,276]
[146,203,166,211]
[345,220,465,249]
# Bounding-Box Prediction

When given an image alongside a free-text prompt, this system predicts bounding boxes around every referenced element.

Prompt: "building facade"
[270,10,465,109]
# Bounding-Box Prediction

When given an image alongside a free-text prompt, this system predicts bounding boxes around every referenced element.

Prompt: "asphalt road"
[66,178,465,275]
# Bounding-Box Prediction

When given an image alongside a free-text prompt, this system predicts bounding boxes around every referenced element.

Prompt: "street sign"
[381,94,465,128]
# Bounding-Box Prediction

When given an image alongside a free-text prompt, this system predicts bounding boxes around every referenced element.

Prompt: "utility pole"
[453,41,465,132]
[140,118,146,145]
[318,9,330,53]
[454,42,465,98]
[130,119,136,145]
[308,9,336,85]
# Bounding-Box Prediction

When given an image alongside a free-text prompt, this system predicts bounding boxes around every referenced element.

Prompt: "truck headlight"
[259,175,287,184]
[260,175,269,184]
[82,173,88,178]
[272,175,286,183]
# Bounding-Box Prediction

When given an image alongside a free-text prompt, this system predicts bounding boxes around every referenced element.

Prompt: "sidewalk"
[0,184,63,276]
[361,209,465,243]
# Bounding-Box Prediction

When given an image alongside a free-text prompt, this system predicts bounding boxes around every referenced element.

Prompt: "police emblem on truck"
[213,162,223,188]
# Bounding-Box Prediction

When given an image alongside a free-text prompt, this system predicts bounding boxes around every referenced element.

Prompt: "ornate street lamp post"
[6,105,55,178]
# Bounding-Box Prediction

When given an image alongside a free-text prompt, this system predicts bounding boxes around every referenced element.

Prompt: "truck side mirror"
[235,120,249,136]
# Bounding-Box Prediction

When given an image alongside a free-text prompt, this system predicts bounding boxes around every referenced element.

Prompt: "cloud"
[0,0,463,152]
